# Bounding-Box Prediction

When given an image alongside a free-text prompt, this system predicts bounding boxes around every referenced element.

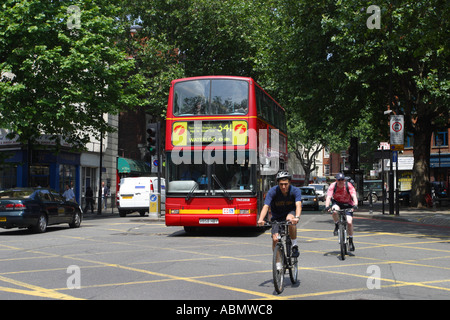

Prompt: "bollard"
[149,193,160,219]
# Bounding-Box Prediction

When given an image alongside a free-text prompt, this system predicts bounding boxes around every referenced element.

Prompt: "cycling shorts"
[271,211,295,235]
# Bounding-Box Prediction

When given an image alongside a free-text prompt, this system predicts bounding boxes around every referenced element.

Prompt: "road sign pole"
[389,150,394,215]
[395,153,399,215]
[156,122,161,217]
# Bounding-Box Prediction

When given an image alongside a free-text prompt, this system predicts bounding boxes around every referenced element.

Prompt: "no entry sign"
[390,115,404,151]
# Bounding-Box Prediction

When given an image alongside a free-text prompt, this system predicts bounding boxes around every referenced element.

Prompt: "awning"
[430,154,450,168]
[117,157,152,174]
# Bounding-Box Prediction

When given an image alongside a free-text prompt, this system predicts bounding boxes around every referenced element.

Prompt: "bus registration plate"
[199,219,219,224]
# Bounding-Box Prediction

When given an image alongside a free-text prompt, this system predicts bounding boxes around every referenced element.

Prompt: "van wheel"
[119,210,127,217]
[370,194,378,203]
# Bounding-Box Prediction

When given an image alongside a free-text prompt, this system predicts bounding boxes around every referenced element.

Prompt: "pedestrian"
[102,182,110,209]
[84,186,94,213]
[62,184,75,202]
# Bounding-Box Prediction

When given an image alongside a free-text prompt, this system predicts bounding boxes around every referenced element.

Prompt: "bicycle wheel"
[288,255,298,284]
[339,223,346,260]
[272,243,285,294]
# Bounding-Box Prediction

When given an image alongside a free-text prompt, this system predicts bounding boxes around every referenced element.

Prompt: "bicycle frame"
[267,220,298,293]
[332,208,351,260]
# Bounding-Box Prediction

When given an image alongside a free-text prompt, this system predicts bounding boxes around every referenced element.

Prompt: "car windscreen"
[300,188,315,195]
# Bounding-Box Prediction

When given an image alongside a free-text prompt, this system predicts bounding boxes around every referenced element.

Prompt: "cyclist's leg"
[331,200,340,223]
[347,214,354,236]
[271,218,282,250]
[346,210,355,251]
[331,201,340,235]
[286,212,299,257]
[286,212,297,241]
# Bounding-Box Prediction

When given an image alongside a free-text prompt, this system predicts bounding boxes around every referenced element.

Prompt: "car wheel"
[69,210,81,228]
[33,214,48,233]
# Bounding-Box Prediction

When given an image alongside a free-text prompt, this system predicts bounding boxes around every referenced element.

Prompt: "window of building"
[434,130,448,147]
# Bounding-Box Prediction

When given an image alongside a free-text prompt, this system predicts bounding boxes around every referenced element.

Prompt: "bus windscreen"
[173,79,249,116]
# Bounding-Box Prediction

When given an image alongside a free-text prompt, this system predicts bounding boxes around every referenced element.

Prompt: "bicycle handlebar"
[324,205,357,213]
[263,219,297,227]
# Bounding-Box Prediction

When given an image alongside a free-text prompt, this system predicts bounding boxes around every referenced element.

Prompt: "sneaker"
[349,238,355,251]
[291,245,300,258]
[333,223,339,236]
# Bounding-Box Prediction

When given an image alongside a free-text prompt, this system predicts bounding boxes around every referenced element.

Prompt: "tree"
[0,0,143,149]
[122,0,263,119]
[288,115,324,186]
[321,1,449,207]
[261,0,449,207]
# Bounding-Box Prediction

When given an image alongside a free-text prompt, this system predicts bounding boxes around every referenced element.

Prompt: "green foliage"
[0,0,140,147]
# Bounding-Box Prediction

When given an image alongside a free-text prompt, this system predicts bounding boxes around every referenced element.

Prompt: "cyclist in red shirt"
[325,173,358,251]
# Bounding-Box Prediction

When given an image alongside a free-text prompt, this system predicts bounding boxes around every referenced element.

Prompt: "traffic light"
[146,123,158,156]
[348,136,359,171]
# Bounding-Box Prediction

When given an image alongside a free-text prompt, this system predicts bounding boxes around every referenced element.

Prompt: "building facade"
[0,114,119,210]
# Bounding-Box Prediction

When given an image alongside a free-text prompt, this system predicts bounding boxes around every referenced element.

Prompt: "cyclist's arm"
[325,183,335,209]
[348,183,358,208]
[351,193,358,208]
[287,201,302,224]
[295,201,302,219]
[257,204,270,226]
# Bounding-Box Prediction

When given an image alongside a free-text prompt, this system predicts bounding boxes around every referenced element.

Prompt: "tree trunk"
[411,116,433,208]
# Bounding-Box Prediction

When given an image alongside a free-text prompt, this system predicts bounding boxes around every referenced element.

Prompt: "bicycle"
[327,206,353,260]
[265,220,298,294]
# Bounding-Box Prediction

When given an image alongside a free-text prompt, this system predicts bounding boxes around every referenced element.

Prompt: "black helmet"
[276,171,292,181]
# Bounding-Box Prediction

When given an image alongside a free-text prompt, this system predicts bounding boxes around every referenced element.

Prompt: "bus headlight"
[239,209,249,214]
[170,209,179,214]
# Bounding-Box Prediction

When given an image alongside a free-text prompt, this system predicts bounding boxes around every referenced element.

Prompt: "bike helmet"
[335,173,345,180]
[276,170,292,181]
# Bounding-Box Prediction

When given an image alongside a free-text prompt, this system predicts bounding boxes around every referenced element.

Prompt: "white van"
[117,177,165,217]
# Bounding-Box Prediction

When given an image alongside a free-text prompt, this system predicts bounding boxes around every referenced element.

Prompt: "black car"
[0,188,82,233]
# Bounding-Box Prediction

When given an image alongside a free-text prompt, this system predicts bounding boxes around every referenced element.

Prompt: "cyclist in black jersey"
[258,171,302,257]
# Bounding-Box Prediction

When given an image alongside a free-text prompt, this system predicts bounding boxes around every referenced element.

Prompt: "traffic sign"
[390,115,404,150]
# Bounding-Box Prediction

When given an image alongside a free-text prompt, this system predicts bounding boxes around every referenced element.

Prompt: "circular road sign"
[392,122,402,132]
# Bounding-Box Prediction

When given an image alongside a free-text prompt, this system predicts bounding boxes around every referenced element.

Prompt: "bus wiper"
[185,183,198,201]
[211,174,233,201]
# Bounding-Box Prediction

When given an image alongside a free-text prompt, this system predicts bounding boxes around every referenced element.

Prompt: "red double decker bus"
[165,76,287,231]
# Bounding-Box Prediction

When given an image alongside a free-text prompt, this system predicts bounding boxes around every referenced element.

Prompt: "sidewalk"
[355,202,450,228]
[82,207,165,221]
[82,204,450,228]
